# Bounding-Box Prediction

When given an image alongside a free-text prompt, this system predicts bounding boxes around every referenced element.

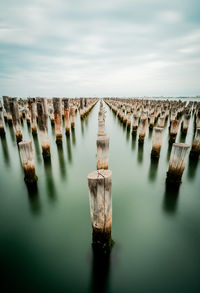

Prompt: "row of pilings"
[0,96,98,186]
[87,100,113,255]
[104,98,200,187]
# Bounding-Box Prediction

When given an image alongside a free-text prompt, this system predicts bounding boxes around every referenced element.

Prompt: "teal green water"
[0,100,200,293]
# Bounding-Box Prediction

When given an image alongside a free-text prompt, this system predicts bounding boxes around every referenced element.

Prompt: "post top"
[154,127,163,131]
[173,142,190,148]
[18,140,32,146]
[88,169,112,180]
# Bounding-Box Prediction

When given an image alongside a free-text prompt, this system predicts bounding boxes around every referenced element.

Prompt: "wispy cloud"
[0,0,200,96]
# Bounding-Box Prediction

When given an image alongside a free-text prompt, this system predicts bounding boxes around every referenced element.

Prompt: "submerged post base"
[8,119,13,126]
[24,167,38,184]
[151,149,160,159]
[138,135,145,144]
[0,128,5,137]
[166,171,182,185]
[169,134,176,144]
[92,229,114,254]
[42,145,51,159]
[189,150,200,159]
[16,133,23,143]
[32,128,37,136]
[56,134,62,144]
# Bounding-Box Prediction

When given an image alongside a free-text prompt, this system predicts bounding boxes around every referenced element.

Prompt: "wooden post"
[42,97,49,131]
[151,127,163,158]
[98,119,105,136]
[166,143,190,184]
[0,102,5,136]
[149,114,155,129]
[132,115,139,133]
[36,99,51,159]
[19,140,38,184]
[157,116,165,128]
[126,113,131,130]
[84,98,88,115]
[25,107,31,124]
[3,96,12,125]
[169,120,180,143]
[181,113,190,134]
[49,107,55,124]
[53,97,62,143]
[97,135,109,169]
[88,169,112,247]
[63,98,70,134]
[190,128,200,158]
[28,98,37,135]
[138,117,148,143]
[70,106,76,128]
[80,98,85,118]
[195,109,200,129]
[9,98,23,143]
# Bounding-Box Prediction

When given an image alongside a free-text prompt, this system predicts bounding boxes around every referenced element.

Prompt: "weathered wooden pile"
[104,98,200,185]
[0,96,98,183]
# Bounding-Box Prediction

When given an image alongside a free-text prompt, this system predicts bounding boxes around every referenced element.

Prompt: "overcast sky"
[0,0,200,97]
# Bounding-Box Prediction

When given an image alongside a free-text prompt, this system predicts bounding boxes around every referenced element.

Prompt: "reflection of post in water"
[51,122,55,136]
[131,133,136,150]
[148,127,153,139]
[71,128,76,146]
[27,122,31,136]
[137,142,144,164]
[163,183,180,214]
[8,123,16,144]
[26,183,41,215]
[0,136,10,166]
[44,159,57,202]
[66,135,72,164]
[33,134,42,164]
[90,245,111,293]
[180,131,186,143]
[148,158,159,182]
[187,155,199,181]
[57,143,66,179]
[166,142,172,162]
[126,128,130,142]
[85,115,89,128]
[81,119,84,137]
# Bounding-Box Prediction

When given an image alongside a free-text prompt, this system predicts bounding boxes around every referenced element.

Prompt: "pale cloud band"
[0,0,200,97]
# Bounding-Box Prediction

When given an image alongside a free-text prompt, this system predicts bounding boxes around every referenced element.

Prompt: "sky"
[0,0,200,97]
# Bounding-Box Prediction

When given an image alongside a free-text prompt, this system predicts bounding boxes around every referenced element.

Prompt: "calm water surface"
[0,100,200,293]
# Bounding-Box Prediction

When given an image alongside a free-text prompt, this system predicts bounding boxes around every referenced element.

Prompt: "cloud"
[0,0,200,97]
[158,11,182,23]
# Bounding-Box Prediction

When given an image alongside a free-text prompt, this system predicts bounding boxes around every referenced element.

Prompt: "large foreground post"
[166,143,190,184]
[19,140,38,184]
[88,169,112,249]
